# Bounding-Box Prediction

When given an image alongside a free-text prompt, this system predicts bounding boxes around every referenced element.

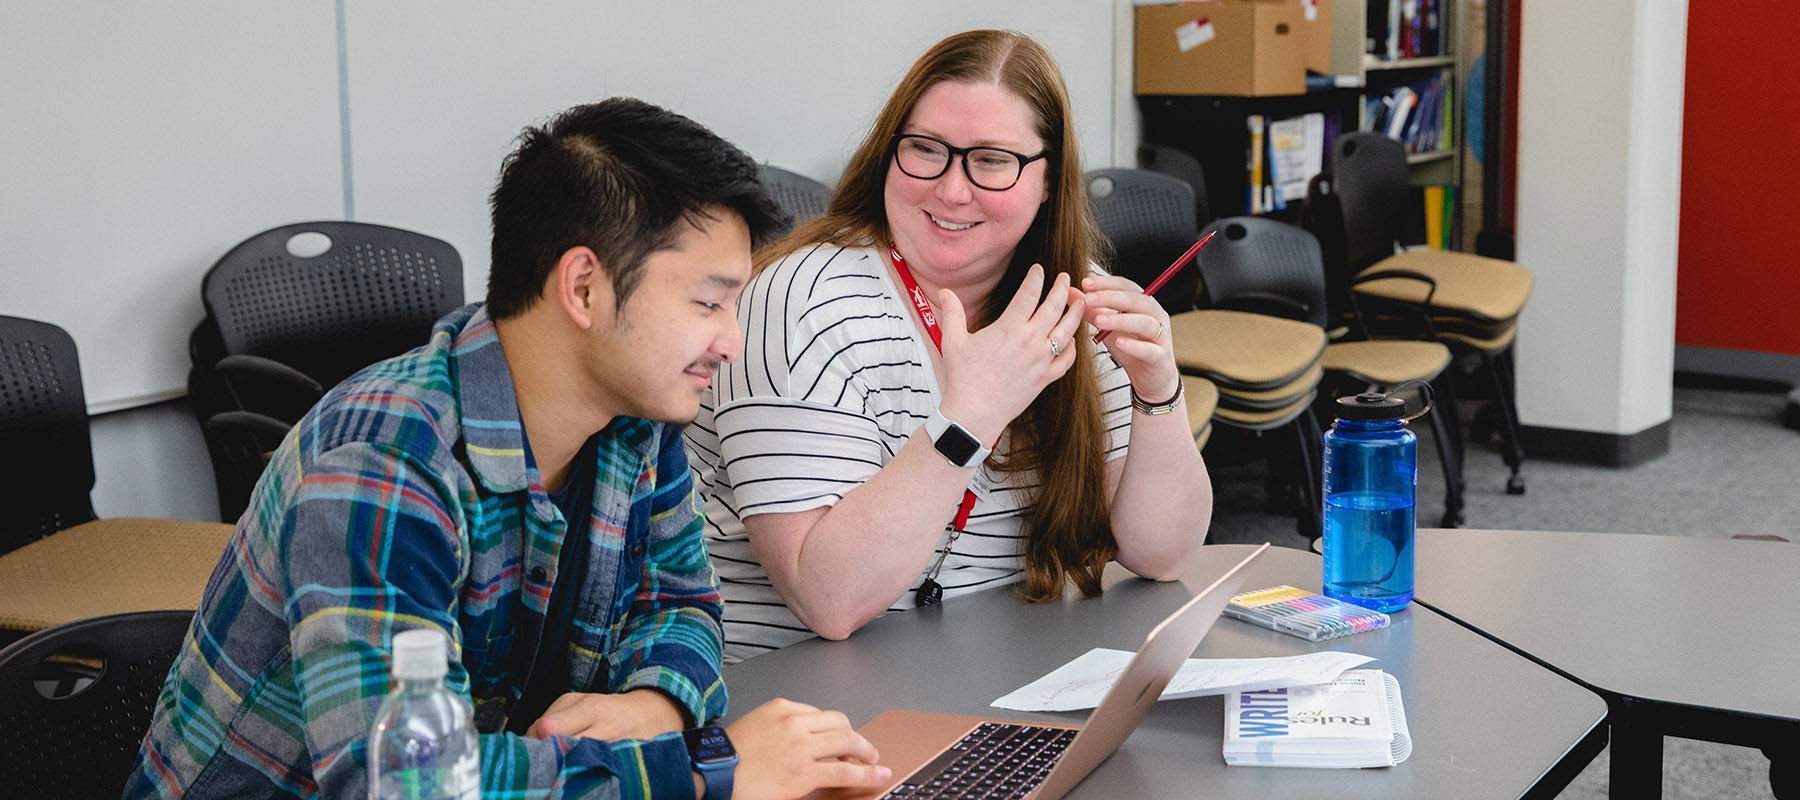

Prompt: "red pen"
[1093,229,1216,345]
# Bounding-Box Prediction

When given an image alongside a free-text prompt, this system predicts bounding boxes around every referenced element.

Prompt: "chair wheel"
[1506,475,1526,495]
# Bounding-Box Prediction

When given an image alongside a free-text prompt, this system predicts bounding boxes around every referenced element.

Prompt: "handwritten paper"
[991,649,1375,712]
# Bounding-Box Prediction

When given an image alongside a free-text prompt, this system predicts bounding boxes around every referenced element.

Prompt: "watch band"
[924,409,992,467]
[684,725,737,800]
[1130,380,1185,415]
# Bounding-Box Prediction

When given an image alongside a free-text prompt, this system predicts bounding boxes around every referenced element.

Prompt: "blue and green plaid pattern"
[125,303,725,800]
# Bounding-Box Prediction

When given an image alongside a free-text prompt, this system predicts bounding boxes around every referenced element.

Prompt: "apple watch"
[684,725,737,800]
[924,409,991,468]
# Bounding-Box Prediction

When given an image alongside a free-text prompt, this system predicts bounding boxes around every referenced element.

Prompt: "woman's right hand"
[935,264,1087,445]
[726,699,889,800]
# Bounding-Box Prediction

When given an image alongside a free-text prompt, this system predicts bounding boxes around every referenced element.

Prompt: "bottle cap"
[1334,391,1406,422]
[390,628,450,680]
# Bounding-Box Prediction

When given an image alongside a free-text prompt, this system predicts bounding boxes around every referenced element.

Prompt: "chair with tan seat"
[1194,217,1467,527]
[0,316,233,647]
[1182,375,1221,449]
[1169,308,1327,538]
[1310,132,1530,495]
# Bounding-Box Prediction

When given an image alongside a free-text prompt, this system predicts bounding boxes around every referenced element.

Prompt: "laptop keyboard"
[881,722,1077,800]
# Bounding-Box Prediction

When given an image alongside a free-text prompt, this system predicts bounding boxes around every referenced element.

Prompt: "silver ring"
[1047,337,1063,358]
[1155,320,1166,340]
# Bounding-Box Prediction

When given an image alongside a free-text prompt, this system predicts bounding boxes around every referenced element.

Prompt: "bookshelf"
[1138,0,1467,241]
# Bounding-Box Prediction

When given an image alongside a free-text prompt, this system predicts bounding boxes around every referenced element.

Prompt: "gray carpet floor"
[1201,384,1796,799]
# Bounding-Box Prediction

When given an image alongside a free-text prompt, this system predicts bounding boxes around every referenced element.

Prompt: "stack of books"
[1223,669,1412,769]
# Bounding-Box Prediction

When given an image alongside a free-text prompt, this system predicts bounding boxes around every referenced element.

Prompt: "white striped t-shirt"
[684,243,1134,663]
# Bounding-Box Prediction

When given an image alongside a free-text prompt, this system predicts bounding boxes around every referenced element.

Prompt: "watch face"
[685,725,737,764]
[934,424,982,466]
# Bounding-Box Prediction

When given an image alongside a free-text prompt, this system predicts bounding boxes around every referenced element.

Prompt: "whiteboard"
[345,0,1121,307]
[0,2,344,412]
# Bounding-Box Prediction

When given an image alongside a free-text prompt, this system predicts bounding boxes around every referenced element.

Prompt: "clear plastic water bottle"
[1321,392,1417,612]
[369,629,480,800]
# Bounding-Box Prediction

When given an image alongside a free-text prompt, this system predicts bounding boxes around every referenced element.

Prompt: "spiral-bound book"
[1223,669,1412,769]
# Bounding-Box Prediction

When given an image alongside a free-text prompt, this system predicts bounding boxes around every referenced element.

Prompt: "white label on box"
[1303,0,1319,21]
[1175,17,1216,52]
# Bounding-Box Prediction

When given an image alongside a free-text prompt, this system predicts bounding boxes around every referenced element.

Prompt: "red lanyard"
[887,244,978,532]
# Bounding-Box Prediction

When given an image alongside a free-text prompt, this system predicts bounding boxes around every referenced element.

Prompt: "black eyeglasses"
[889,134,1052,191]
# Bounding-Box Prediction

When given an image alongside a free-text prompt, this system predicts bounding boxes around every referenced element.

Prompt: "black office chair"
[1308,132,1531,494]
[0,316,232,645]
[0,316,98,555]
[1086,168,1203,315]
[1136,143,1213,231]
[760,165,830,235]
[1196,217,1466,527]
[0,610,194,800]
[188,221,463,521]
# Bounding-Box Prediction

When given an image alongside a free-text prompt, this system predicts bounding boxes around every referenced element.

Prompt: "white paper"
[1175,18,1216,52]
[992,649,1375,712]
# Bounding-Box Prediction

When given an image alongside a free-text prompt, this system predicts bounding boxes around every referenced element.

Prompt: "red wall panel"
[1676,4,1800,354]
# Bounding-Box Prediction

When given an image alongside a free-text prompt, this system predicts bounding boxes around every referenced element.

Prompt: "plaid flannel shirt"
[125,303,726,800]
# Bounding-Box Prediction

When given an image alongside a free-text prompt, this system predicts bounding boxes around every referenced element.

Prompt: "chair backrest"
[1086,168,1202,314]
[760,165,831,234]
[201,221,464,390]
[1196,217,1330,329]
[0,610,194,800]
[1328,132,1411,273]
[1136,143,1213,230]
[0,316,98,553]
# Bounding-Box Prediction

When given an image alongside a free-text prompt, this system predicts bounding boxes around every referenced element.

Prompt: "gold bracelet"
[1130,380,1184,415]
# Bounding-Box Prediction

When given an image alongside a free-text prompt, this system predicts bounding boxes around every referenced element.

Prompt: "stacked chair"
[188,221,463,522]
[1308,132,1534,494]
[0,316,232,648]
[0,610,195,800]
[759,165,832,235]
[1088,168,1324,537]
[1194,217,1467,527]
[1168,306,1327,538]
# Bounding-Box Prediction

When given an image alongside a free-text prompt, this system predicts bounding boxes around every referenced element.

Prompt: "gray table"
[1414,528,1800,799]
[722,543,1607,799]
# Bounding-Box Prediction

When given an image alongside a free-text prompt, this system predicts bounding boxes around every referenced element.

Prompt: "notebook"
[814,542,1270,800]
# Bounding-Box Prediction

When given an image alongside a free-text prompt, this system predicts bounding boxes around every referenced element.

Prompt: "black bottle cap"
[1334,391,1406,422]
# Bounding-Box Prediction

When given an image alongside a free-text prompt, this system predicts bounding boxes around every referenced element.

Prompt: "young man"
[126,99,888,800]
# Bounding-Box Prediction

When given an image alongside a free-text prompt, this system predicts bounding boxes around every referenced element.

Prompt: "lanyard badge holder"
[889,244,983,607]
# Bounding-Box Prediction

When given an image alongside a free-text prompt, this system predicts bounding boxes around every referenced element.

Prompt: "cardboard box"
[1135,0,1305,97]
[1297,0,1333,74]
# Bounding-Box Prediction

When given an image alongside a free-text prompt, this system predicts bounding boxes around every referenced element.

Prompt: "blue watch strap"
[696,759,734,800]
[685,725,737,800]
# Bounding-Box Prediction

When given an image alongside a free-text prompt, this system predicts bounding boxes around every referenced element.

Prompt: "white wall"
[344,1,1122,300]
[1514,0,1686,436]
[15,1,1132,521]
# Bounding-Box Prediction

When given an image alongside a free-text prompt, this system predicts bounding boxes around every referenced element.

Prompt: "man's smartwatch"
[924,409,991,468]
[684,725,737,800]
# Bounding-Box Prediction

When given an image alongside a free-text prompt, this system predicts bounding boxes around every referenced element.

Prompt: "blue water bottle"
[1321,392,1417,612]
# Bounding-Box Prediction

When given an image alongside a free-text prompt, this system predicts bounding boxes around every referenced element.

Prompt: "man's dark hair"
[485,97,788,318]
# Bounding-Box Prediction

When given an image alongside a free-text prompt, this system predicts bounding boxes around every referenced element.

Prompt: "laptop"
[817,543,1270,800]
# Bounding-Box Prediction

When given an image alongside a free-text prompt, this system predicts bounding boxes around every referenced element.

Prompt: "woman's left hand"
[1081,274,1180,402]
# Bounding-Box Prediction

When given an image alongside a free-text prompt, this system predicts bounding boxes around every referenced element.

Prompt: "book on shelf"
[1363,77,1452,155]
[1247,114,1265,214]
[1246,113,1331,213]
[1223,669,1413,769]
